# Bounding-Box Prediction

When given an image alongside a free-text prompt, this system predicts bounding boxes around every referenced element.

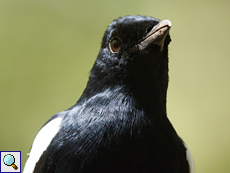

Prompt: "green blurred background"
[1,0,230,172]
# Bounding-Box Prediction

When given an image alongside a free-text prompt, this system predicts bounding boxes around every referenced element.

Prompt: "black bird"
[24,15,194,173]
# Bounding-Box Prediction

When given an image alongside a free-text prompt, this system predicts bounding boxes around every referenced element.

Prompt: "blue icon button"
[1,151,21,172]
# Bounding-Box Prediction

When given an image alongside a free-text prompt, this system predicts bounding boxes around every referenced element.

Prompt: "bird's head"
[90,15,171,82]
[84,15,171,108]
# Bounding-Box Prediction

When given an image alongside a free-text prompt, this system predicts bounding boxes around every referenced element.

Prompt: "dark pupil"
[113,40,120,49]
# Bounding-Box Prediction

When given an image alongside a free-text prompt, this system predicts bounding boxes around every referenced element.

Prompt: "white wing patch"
[184,143,194,173]
[23,117,62,173]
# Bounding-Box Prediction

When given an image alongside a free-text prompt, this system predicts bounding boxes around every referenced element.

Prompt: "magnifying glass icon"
[3,154,18,170]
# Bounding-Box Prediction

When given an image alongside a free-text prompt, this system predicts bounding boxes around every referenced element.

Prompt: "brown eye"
[109,38,122,53]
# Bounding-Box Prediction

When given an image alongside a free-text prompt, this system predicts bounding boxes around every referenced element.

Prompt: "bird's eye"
[109,37,122,53]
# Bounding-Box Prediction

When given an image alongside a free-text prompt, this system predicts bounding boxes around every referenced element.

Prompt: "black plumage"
[26,15,192,173]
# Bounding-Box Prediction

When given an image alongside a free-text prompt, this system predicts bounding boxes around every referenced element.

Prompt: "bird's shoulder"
[23,113,64,173]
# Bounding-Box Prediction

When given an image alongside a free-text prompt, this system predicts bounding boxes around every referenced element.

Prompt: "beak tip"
[161,20,172,28]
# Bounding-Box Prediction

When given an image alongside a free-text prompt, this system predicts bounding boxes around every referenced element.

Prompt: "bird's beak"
[136,20,172,52]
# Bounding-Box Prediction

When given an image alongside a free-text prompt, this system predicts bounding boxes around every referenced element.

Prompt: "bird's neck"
[79,74,168,117]
[125,74,167,115]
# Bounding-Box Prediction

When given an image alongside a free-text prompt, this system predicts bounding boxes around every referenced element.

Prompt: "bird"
[23,15,194,173]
